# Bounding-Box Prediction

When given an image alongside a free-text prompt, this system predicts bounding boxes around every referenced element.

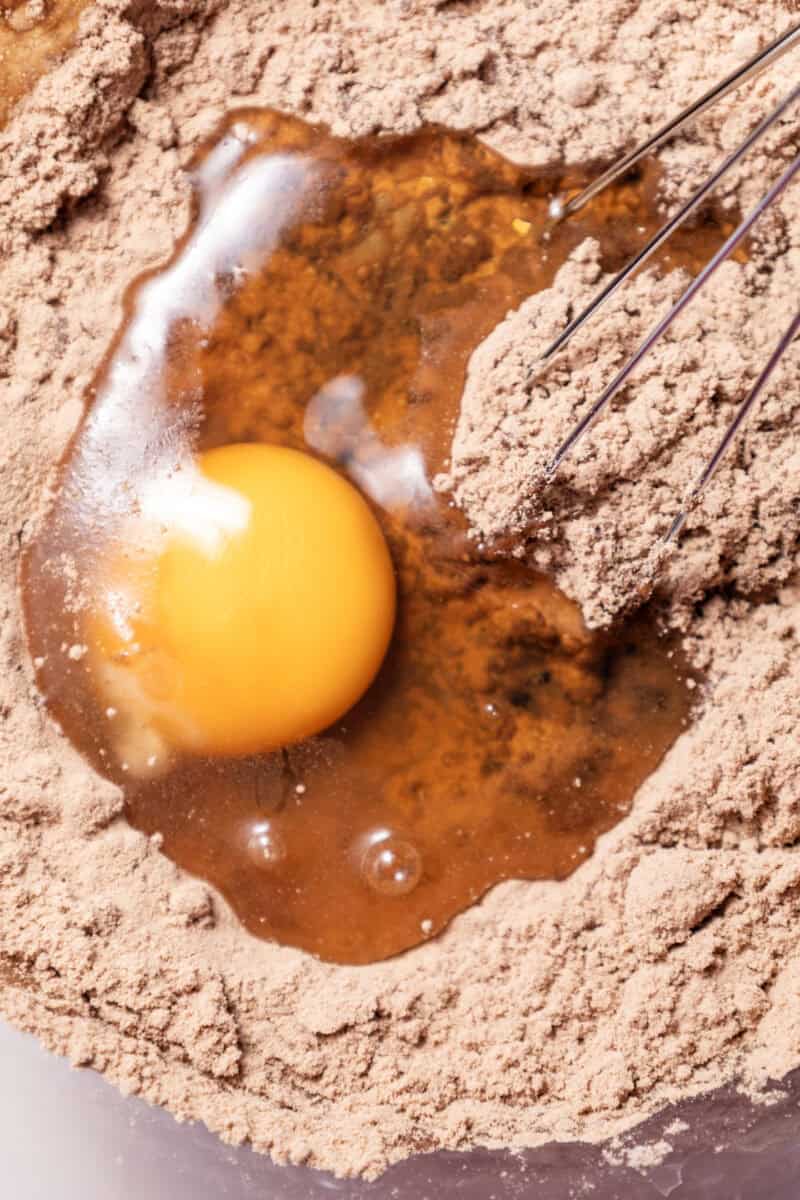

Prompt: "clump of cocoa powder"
[441,238,800,628]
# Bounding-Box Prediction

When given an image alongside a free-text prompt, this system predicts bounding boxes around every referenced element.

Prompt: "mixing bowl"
[3,1020,798,1198]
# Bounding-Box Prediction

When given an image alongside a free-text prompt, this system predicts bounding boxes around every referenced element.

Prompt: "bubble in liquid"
[245,819,286,867]
[360,830,422,897]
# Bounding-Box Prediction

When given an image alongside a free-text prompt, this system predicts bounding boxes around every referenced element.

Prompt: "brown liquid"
[0,0,91,127]
[22,110,709,964]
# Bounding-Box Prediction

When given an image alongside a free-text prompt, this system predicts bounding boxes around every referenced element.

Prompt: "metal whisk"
[542,22,800,543]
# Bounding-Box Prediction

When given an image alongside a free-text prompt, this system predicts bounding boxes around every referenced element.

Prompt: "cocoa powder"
[1,0,800,1181]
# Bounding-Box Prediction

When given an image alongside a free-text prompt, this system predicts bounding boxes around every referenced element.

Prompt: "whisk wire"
[664,308,800,544]
[544,150,800,479]
[553,23,800,220]
[540,26,800,545]
[541,80,800,364]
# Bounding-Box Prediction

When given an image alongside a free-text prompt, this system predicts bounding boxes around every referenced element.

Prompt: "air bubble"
[246,819,286,867]
[360,830,422,897]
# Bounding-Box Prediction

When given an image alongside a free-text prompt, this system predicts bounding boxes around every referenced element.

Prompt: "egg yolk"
[89,443,396,761]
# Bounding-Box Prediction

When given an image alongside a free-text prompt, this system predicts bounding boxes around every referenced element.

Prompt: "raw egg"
[89,443,395,759]
[23,109,697,962]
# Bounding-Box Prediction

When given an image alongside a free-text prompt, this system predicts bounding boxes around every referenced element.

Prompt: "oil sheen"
[22,110,708,963]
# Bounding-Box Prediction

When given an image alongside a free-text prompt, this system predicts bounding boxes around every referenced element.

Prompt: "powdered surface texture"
[1,0,799,1179]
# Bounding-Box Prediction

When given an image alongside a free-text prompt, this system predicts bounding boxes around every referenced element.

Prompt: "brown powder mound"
[2,0,800,1181]
[0,2,91,130]
[442,241,800,628]
[0,0,222,247]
